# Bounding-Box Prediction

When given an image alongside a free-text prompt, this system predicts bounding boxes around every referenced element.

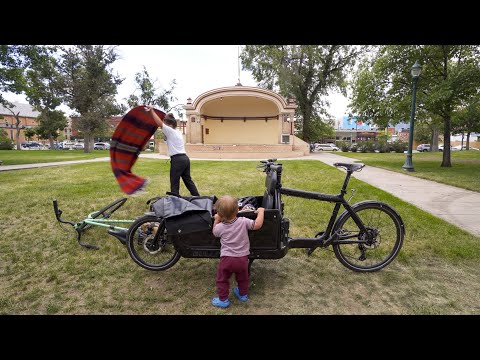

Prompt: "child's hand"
[255,207,265,214]
[214,213,221,222]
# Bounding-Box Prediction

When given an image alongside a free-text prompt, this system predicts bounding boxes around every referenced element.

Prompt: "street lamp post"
[402,60,422,172]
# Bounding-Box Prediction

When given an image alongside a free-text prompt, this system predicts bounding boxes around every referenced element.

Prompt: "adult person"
[144,106,200,197]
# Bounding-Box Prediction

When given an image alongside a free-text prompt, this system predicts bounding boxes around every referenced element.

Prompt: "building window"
[281,134,290,144]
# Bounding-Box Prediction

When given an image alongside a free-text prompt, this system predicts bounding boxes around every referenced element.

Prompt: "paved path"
[309,152,480,237]
[1,152,479,237]
[0,157,112,171]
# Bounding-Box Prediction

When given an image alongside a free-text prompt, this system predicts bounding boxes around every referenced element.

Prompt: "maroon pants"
[216,256,249,301]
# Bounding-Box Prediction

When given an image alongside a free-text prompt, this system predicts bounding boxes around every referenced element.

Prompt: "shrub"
[0,130,13,150]
[338,141,350,152]
[391,140,408,153]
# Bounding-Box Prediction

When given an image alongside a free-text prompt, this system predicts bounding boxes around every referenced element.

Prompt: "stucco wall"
[204,118,280,144]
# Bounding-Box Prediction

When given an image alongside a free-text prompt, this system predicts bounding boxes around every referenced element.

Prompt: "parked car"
[94,142,111,150]
[416,144,430,152]
[439,145,458,152]
[452,145,479,151]
[20,141,43,149]
[72,142,85,150]
[314,143,340,151]
[61,141,75,150]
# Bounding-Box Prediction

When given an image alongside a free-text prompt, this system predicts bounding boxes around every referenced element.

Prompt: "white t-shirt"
[162,125,185,156]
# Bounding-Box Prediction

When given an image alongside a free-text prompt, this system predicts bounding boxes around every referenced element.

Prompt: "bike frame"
[263,161,370,252]
[53,197,134,249]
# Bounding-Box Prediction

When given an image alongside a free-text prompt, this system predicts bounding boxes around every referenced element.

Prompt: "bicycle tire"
[126,215,180,271]
[332,201,404,272]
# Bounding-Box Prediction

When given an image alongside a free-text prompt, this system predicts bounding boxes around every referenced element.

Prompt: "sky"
[4,45,349,120]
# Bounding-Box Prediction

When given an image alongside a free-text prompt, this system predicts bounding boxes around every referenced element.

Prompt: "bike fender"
[334,200,405,232]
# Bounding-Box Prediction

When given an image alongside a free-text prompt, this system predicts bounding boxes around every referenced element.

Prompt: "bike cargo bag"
[151,196,214,235]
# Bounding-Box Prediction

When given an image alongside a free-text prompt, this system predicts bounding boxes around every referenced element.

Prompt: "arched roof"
[185,86,296,113]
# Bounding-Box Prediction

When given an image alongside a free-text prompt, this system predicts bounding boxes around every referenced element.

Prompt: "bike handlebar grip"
[53,199,59,214]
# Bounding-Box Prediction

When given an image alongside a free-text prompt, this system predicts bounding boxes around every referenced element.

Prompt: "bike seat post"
[340,170,354,195]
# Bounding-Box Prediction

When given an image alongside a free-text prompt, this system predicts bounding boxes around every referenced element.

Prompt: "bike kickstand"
[307,247,317,256]
[76,230,99,250]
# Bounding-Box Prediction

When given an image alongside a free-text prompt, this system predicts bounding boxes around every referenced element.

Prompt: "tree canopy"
[59,45,125,152]
[349,45,480,167]
[240,45,367,143]
[24,45,67,148]
[125,65,177,113]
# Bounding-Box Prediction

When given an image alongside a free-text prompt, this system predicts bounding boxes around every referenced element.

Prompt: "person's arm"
[144,106,164,128]
[253,207,264,230]
[212,214,222,236]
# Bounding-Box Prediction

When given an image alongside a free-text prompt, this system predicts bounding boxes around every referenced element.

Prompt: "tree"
[24,128,36,141]
[59,45,124,152]
[0,128,13,150]
[125,66,177,113]
[24,45,67,149]
[240,45,366,143]
[1,45,49,149]
[3,106,29,150]
[0,45,31,106]
[349,45,480,167]
[452,96,480,149]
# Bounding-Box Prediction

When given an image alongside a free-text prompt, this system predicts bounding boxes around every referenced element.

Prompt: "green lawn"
[0,159,479,314]
[0,149,110,165]
[337,150,480,192]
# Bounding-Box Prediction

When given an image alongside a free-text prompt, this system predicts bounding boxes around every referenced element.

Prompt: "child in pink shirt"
[211,195,264,308]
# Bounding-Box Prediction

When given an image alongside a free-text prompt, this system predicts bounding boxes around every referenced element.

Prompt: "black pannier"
[150,195,215,235]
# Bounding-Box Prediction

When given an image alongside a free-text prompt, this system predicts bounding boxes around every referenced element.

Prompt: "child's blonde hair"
[215,195,238,221]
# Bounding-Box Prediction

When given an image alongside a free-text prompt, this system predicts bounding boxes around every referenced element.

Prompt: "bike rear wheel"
[332,202,404,272]
[126,215,180,271]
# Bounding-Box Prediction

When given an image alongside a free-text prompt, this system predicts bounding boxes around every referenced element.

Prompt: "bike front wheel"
[127,215,180,271]
[332,201,404,272]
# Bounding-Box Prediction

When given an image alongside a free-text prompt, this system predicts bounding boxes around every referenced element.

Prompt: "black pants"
[170,154,200,196]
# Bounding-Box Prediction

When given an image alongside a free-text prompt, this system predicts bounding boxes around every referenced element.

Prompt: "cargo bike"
[53,159,405,273]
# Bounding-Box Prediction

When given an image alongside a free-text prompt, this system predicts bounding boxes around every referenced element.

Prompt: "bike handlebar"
[257,159,278,171]
[52,199,75,226]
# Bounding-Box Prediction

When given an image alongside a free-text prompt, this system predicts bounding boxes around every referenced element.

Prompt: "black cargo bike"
[53,159,405,273]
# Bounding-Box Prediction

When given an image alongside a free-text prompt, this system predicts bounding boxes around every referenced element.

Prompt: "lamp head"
[411,60,422,78]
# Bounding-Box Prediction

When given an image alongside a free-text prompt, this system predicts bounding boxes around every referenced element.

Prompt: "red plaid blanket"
[110,106,165,194]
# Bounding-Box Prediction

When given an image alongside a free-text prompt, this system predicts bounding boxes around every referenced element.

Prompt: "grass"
[0,158,479,314]
[0,149,111,165]
[336,150,480,192]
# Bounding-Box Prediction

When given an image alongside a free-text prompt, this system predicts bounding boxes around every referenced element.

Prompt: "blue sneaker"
[233,287,249,302]
[212,297,230,308]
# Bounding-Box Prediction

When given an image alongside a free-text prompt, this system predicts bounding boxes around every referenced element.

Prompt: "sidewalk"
[309,152,480,237]
[1,152,479,237]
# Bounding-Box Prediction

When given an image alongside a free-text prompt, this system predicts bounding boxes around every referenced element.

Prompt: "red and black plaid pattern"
[110,106,165,194]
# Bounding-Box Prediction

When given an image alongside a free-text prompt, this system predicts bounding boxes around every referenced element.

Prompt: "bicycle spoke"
[333,202,403,272]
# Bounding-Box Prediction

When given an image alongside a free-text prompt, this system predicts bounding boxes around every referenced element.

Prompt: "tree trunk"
[431,125,440,151]
[441,115,452,167]
[466,132,471,150]
[15,117,21,150]
[84,132,92,153]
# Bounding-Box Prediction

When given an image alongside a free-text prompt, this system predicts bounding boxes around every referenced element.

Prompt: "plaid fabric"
[110,106,165,194]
